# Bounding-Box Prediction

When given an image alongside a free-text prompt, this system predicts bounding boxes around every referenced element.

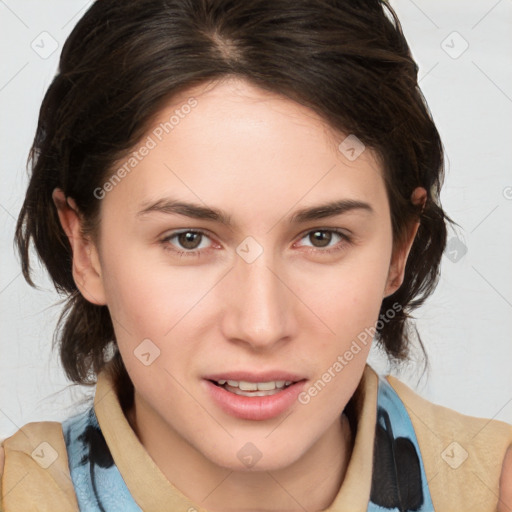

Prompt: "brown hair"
[15,0,454,404]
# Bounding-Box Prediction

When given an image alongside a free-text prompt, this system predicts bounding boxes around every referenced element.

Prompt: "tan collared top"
[1,364,511,511]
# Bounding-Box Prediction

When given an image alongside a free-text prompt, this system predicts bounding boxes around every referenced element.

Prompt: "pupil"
[311,230,331,247]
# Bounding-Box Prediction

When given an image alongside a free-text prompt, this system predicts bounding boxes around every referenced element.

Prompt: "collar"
[93,364,379,511]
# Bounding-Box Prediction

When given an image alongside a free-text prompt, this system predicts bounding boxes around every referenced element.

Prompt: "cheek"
[100,258,199,386]
[99,245,201,336]
[300,245,392,339]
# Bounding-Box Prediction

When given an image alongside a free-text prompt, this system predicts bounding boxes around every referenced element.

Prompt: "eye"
[160,227,351,258]
[296,228,351,254]
[160,229,214,257]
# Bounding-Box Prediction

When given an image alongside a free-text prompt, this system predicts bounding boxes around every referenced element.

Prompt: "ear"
[52,188,106,305]
[383,187,427,298]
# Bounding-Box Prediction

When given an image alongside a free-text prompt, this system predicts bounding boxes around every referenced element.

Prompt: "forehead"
[103,77,389,225]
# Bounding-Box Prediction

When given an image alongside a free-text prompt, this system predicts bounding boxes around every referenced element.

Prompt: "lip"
[203,371,305,383]
[203,378,308,421]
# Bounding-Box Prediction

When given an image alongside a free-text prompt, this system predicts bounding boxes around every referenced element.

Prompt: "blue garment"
[368,377,435,512]
[62,407,142,512]
[62,376,434,511]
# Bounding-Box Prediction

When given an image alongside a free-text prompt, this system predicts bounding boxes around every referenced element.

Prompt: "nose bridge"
[222,243,293,347]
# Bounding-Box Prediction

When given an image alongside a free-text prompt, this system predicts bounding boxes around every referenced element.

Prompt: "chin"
[198,435,310,473]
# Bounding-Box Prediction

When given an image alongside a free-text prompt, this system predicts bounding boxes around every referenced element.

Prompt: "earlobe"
[52,188,106,305]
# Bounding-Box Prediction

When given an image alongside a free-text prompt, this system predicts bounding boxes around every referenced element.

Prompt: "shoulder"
[498,444,512,512]
[0,445,3,512]
[386,374,512,511]
[386,375,512,441]
[1,420,79,511]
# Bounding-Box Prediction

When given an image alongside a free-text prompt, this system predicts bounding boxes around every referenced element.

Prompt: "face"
[63,77,419,472]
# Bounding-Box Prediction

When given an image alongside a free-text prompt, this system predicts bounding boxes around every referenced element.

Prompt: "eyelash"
[160,228,352,258]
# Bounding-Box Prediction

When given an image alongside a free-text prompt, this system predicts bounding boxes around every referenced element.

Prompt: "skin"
[52,77,428,511]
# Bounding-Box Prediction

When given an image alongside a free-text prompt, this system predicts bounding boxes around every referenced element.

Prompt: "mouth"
[208,378,296,397]
[202,372,308,421]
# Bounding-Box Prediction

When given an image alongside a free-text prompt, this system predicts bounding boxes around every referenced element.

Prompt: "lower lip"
[203,379,307,421]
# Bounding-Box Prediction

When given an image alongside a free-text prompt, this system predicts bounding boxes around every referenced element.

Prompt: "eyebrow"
[136,198,374,225]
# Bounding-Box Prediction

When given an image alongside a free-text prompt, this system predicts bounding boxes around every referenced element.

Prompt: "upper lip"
[204,371,306,383]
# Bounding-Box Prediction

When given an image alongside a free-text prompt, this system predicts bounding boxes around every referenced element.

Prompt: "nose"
[219,248,297,351]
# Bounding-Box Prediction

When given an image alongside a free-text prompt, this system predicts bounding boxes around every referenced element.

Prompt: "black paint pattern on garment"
[77,409,115,468]
[77,409,115,512]
[370,407,424,511]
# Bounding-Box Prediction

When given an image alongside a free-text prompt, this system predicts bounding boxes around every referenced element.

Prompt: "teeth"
[227,387,282,397]
[257,381,276,391]
[239,381,259,391]
[216,379,294,391]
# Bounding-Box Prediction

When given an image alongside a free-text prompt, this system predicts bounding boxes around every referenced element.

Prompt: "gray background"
[1,0,511,439]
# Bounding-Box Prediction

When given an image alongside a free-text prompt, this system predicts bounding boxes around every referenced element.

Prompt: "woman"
[1,0,511,510]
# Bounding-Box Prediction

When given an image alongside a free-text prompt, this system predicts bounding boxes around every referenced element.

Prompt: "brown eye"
[296,228,351,254]
[161,229,213,256]
[177,231,203,250]
[309,230,332,248]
